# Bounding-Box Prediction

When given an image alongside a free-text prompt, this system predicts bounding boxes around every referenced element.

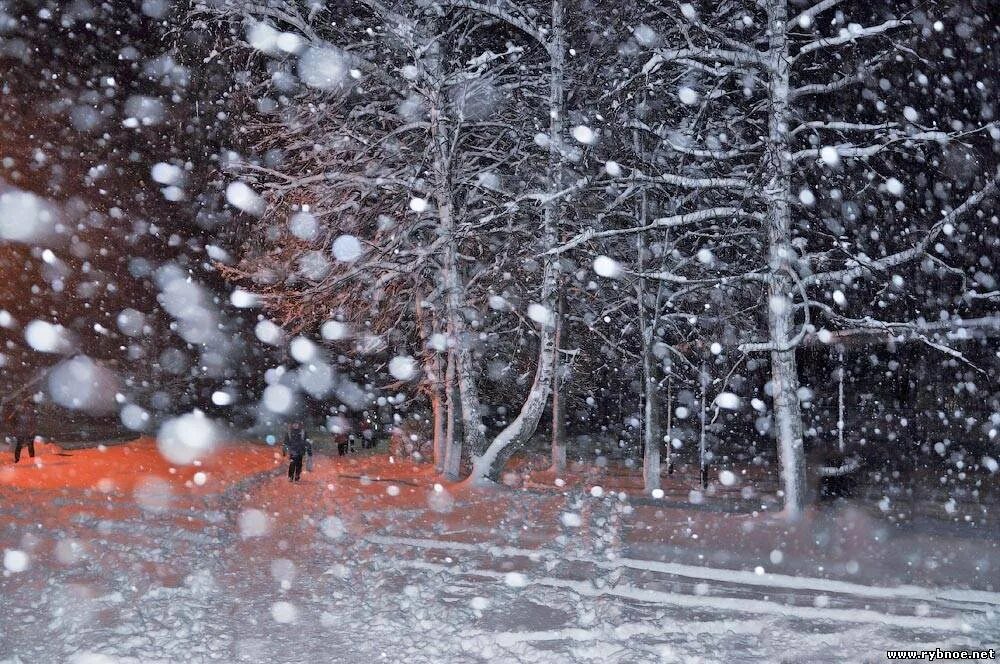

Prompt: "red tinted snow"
[0,437,281,493]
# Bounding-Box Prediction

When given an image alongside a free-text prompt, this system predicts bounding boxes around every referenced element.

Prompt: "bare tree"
[555,0,997,516]
[649,0,996,516]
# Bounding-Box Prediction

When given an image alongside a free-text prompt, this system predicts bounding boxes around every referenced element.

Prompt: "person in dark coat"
[11,400,37,464]
[360,412,375,450]
[2,403,14,457]
[282,421,312,482]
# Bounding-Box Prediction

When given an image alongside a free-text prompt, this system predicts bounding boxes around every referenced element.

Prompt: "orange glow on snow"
[0,437,281,494]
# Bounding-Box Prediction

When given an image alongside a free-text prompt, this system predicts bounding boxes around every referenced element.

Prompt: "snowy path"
[1,442,997,663]
[364,534,999,629]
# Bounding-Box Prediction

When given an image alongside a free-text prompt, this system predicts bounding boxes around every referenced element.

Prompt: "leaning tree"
[187,0,599,482]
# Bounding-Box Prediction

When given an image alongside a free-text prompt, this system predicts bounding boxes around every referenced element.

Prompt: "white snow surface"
[1,443,997,663]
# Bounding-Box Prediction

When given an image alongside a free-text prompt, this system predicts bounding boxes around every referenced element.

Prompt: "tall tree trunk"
[699,358,708,489]
[423,18,487,465]
[415,291,447,472]
[431,388,445,468]
[665,375,673,474]
[466,0,564,483]
[837,347,845,454]
[642,343,661,492]
[468,274,559,482]
[444,237,487,458]
[764,0,808,519]
[443,351,463,480]
[551,292,567,473]
[638,192,660,492]
[429,354,446,472]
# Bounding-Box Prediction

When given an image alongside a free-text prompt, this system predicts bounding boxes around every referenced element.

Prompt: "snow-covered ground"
[1,440,997,663]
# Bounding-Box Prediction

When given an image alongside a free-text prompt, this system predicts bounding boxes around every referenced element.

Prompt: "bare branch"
[439,0,552,55]
[790,55,888,99]
[796,20,909,60]
[804,171,1000,286]
[738,268,811,353]
[787,0,845,29]
[545,208,759,255]
[643,46,766,76]
[790,121,899,137]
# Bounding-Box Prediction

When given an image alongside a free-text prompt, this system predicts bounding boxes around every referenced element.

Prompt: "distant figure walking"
[282,421,312,482]
[360,412,376,450]
[10,400,37,464]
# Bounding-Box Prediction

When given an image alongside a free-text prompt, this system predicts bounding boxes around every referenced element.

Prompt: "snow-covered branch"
[790,121,899,137]
[440,0,552,55]
[796,20,908,60]
[804,311,1000,346]
[544,207,757,255]
[738,268,811,353]
[801,306,997,374]
[791,142,891,162]
[637,270,770,285]
[629,168,748,191]
[627,120,761,159]
[804,171,1000,287]
[790,55,888,99]
[643,47,765,75]
[793,124,992,162]
[787,0,844,29]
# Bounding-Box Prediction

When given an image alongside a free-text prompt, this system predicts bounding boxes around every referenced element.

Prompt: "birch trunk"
[443,351,463,480]
[415,291,447,472]
[837,347,845,454]
[665,375,674,474]
[467,292,558,482]
[424,20,488,463]
[551,292,567,473]
[642,342,661,492]
[466,0,564,483]
[429,354,446,472]
[444,236,487,458]
[699,358,708,489]
[638,192,660,492]
[764,0,808,518]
